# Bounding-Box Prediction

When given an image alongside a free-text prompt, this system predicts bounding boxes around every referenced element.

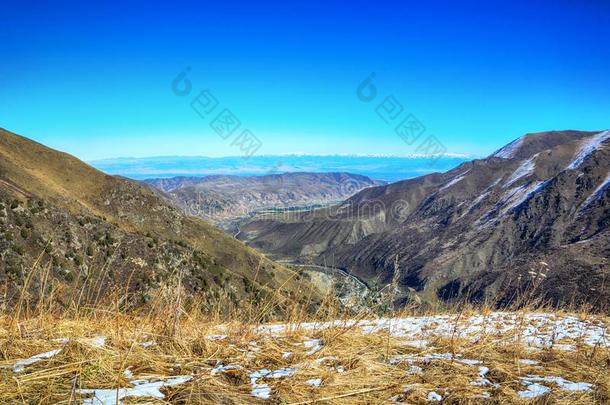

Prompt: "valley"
[238,130,610,310]
[1,128,610,404]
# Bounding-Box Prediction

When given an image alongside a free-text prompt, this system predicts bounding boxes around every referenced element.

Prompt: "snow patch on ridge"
[582,171,610,208]
[567,130,610,170]
[439,171,469,191]
[479,180,551,225]
[492,137,524,159]
[504,155,537,188]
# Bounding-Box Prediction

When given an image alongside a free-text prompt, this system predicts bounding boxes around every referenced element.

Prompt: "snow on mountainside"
[240,130,610,309]
[492,136,524,159]
[567,130,610,170]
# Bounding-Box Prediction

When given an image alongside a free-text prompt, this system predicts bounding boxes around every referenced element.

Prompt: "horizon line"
[89,152,477,163]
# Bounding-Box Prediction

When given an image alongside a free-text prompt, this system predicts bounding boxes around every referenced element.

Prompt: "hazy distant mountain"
[239,130,610,309]
[144,173,386,228]
[90,155,470,183]
[0,128,317,310]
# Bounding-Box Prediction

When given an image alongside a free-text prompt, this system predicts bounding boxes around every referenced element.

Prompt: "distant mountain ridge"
[91,155,470,183]
[239,130,610,309]
[144,172,385,228]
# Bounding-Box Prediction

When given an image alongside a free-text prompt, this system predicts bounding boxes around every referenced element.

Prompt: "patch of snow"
[460,358,482,366]
[12,349,62,373]
[303,338,323,355]
[503,155,537,188]
[249,367,296,399]
[78,375,192,404]
[211,364,242,375]
[389,352,481,366]
[256,312,609,350]
[480,180,551,224]
[141,341,156,348]
[519,359,539,366]
[567,130,610,170]
[427,391,442,402]
[282,351,293,359]
[50,336,106,347]
[522,375,593,392]
[439,171,469,191]
[402,339,429,349]
[501,180,550,214]
[251,384,272,400]
[461,178,502,217]
[518,382,551,398]
[86,336,107,348]
[207,334,228,341]
[582,171,610,208]
[306,378,322,387]
[471,366,497,387]
[492,137,524,159]
[407,365,423,374]
[467,191,490,211]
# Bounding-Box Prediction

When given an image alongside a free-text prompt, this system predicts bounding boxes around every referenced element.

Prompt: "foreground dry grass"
[1,305,609,404]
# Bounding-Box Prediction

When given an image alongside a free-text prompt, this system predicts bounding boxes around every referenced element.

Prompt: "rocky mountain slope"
[239,130,610,309]
[144,173,384,228]
[0,128,317,311]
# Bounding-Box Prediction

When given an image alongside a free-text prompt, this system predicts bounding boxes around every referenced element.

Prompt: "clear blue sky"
[1,0,609,160]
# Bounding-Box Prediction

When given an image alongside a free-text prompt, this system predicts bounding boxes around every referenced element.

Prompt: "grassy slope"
[0,128,318,310]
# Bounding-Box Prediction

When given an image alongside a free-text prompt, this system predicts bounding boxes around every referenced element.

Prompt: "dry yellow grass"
[1,247,609,404]
[1,296,609,404]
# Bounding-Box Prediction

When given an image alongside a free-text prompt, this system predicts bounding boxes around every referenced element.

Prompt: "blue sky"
[1,0,609,161]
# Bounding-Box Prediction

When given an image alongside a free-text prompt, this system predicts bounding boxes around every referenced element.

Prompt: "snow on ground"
[78,375,192,404]
[140,340,156,348]
[5,312,607,402]
[567,130,610,170]
[518,375,592,398]
[492,137,524,159]
[6,335,108,374]
[503,155,537,188]
[257,312,609,350]
[305,378,322,387]
[10,349,62,373]
[303,338,323,355]
[249,367,297,399]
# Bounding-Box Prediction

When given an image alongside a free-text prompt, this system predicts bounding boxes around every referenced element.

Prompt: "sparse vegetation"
[0,273,608,404]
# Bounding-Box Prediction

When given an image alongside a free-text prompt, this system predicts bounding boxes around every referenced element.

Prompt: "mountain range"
[2,127,609,311]
[144,173,385,229]
[239,130,610,309]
